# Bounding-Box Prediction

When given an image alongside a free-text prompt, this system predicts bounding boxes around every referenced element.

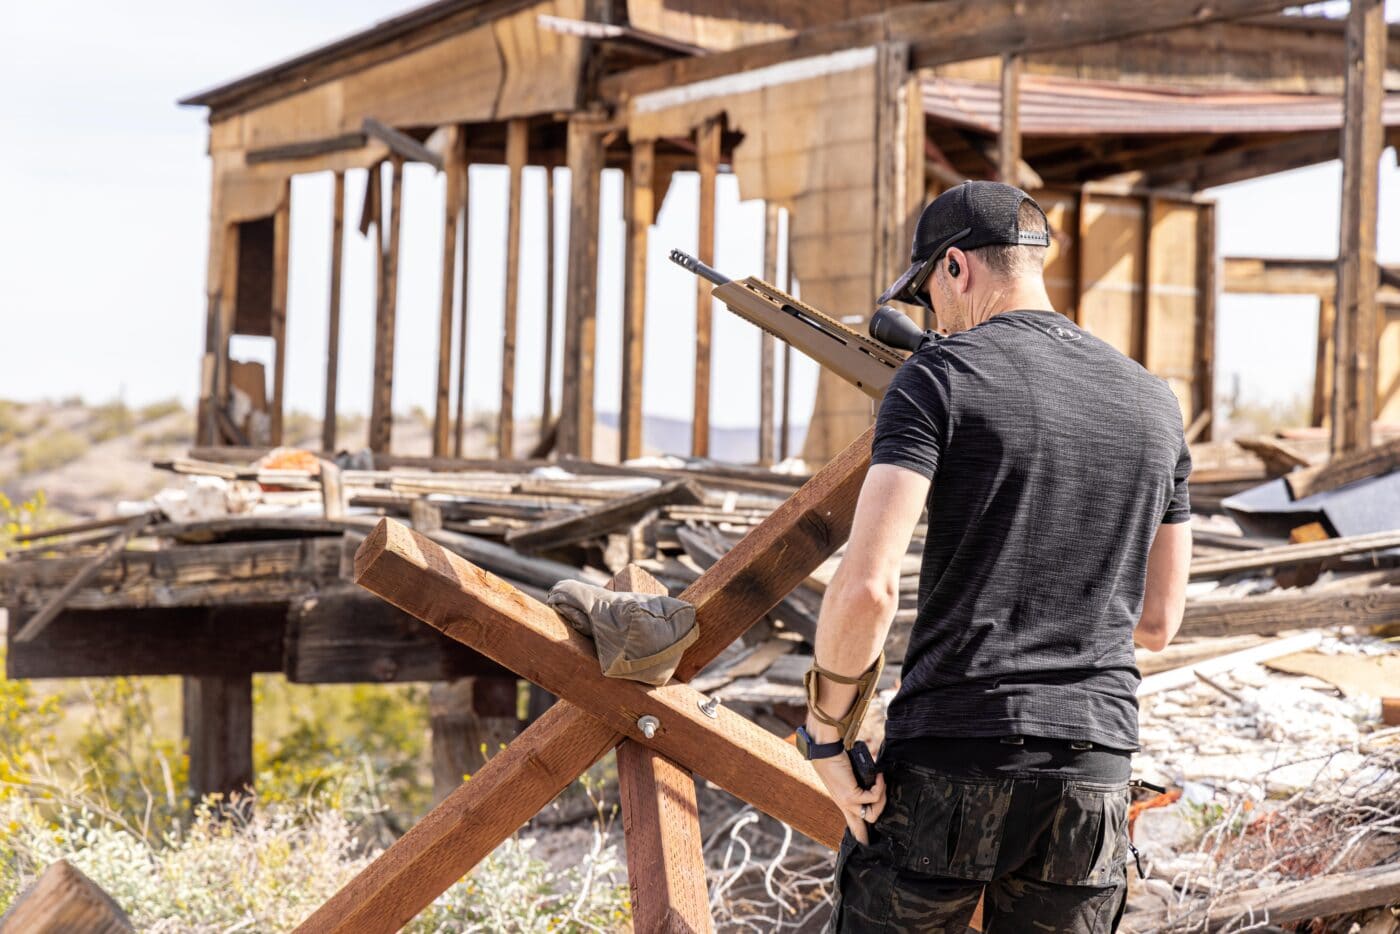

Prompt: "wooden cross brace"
[294,428,873,933]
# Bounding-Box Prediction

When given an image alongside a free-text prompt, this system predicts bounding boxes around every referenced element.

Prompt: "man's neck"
[966,281,1057,329]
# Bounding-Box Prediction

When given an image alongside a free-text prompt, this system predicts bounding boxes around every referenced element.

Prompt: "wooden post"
[560,118,604,459]
[1072,189,1089,325]
[1137,196,1155,367]
[691,118,721,458]
[1194,201,1217,441]
[454,146,472,459]
[429,676,520,805]
[998,53,1021,185]
[621,139,655,462]
[542,167,557,433]
[0,859,134,933]
[269,181,291,446]
[610,565,711,933]
[323,172,346,453]
[1331,0,1386,455]
[434,127,463,458]
[780,209,794,461]
[182,672,253,807]
[759,203,779,466]
[1314,295,1337,428]
[499,120,528,459]
[369,158,404,454]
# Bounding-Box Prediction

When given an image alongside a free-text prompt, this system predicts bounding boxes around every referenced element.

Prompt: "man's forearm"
[807,573,897,742]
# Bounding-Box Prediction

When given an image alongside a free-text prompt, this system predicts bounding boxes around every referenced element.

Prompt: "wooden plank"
[362,117,444,170]
[433,126,462,458]
[12,515,151,643]
[608,564,711,934]
[246,132,367,165]
[1137,632,1323,696]
[7,606,285,680]
[998,53,1020,184]
[541,166,556,432]
[1286,435,1400,500]
[621,139,654,462]
[454,141,472,459]
[559,118,605,459]
[1314,296,1336,428]
[353,518,844,847]
[691,117,721,458]
[505,479,704,551]
[780,213,793,460]
[297,427,873,932]
[269,181,291,445]
[759,203,778,466]
[1180,587,1400,638]
[183,671,253,804]
[0,859,133,933]
[369,158,403,454]
[499,119,528,459]
[323,171,346,452]
[1124,864,1400,932]
[319,459,346,520]
[1331,0,1387,455]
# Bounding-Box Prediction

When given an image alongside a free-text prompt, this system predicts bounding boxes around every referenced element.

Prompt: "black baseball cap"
[878,181,1052,305]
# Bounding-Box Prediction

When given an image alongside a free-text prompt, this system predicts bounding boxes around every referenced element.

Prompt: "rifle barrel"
[669,249,730,286]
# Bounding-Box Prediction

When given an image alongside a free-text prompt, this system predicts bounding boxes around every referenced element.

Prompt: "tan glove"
[547,580,699,686]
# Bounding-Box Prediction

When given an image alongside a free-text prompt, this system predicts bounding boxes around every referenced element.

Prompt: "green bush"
[88,401,134,443]
[137,399,185,423]
[18,432,88,474]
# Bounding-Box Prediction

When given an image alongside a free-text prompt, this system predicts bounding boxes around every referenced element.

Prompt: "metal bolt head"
[698,696,720,719]
[637,715,660,738]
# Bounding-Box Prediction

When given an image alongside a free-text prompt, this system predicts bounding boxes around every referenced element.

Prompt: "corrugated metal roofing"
[923,74,1400,136]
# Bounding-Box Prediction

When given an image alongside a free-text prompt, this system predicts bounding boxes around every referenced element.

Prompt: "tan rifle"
[669,249,933,401]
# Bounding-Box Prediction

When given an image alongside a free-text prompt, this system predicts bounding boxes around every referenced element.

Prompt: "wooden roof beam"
[601,0,1302,104]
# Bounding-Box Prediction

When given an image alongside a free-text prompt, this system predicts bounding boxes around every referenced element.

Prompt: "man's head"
[878,181,1052,334]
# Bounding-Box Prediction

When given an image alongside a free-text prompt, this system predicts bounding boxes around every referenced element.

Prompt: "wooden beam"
[454,145,472,459]
[433,127,463,458]
[353,518,844,846]
[296,427,874,932]
[362,117,443,171]
[608,564,711,934]
[0,859,134,933]
[780,211,794,460]
[601,0,1301,103]
[691,117,720,458]
[1181,587,1400,638]
[323,172,346,452]
[998,53,1021,185]
[1286,435,1400,500]
[1331,0,1387,455]
[559,118,605,459]
[246,133,367,166]
[541,166,557,433]
[183,672,253,805]
[621,139,654,462]
[1190,528,1400,580]
[1314,295,1336,428]
[369,158,403,454]
[269,180,290,445]
[11,515,151,643]
[499,119,528,459]
[504,478,703,551]
[1147,132,1340,191]
[759,203,779,466]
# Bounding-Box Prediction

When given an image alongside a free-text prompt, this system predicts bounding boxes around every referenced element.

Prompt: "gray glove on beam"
[546,579,699,686]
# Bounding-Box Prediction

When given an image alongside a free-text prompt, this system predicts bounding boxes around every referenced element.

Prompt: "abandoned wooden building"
[3,0,1399,929]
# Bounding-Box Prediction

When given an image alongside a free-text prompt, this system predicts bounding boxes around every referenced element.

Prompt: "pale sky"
[1,2,1397,434]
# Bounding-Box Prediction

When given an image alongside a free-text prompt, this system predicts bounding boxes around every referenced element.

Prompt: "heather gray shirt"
[871,308,1191,751]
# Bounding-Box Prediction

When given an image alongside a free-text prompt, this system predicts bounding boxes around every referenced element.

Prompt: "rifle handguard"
[803,650,885,750]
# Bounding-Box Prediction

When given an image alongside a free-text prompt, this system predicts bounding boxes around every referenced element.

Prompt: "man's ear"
[946,247,970,293]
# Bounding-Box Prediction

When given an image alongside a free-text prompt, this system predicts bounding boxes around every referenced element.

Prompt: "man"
[799,181,1192,932]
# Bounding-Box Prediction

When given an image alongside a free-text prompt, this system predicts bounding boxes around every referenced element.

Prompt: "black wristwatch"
[795,725,846,760]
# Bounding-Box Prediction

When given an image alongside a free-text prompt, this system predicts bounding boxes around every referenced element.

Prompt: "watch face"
[795,726,812,758]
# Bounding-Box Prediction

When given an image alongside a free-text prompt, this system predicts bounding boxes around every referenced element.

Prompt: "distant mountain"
[594,411,807,465]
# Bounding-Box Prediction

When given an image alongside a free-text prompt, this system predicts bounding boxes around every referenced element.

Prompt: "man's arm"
[807,464,930,742]
[1134,520,1191,652]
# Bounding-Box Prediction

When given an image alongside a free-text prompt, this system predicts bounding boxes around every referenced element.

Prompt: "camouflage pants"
[826,758,1129,933]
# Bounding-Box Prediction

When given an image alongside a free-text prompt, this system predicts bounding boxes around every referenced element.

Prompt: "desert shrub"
[139,420,195,447]
[18,432,88,474]
[0,490,50,551]
[137,399,185,423]
[283,410,320,444]
[88,401,135,442]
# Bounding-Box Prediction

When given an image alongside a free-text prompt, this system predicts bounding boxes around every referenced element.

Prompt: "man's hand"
[810,751,886,844]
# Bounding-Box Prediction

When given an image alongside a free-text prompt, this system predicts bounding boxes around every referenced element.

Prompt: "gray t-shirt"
[871,308,1190,751]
